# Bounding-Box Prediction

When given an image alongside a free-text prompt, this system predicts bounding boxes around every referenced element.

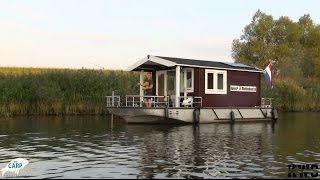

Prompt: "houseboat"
[106,55,278,124]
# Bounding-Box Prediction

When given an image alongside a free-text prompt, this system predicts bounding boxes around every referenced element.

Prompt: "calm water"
[0,113,320,179]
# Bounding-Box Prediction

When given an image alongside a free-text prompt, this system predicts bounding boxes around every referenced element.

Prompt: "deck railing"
[261,98,273,108]
[107,94,270,108]
[106,95,121,107]
[178,96,203,107]
[125,95,169,107]
[106,92,203,108]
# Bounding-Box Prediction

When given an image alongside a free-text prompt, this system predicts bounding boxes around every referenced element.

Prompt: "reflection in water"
[126,123,277,179]
[0,113,319,178]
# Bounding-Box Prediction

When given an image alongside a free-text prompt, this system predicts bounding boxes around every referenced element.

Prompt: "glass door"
[156,71,166,102]
[156,70,176,106]
[166,70,176,106]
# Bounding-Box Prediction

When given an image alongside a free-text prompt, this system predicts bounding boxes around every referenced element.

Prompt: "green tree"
[232,10,320,111]
[232,9,274,68]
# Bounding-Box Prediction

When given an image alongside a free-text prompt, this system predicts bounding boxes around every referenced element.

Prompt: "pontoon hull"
[107,107,276,124]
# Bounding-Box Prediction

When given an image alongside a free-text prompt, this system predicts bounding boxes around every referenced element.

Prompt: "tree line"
[232,10,320,111]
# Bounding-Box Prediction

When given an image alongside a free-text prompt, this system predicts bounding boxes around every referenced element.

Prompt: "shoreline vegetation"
[0,67,139,116]
[0,66,319,117]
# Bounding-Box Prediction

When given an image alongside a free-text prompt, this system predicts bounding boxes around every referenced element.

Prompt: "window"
[180,68,194,93]
[217,73,224,90]
[186,70,193,90]
[205,69,227,94]
[207,73,214,89]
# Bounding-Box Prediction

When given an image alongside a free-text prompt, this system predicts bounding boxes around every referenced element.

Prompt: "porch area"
[106,93,203,108]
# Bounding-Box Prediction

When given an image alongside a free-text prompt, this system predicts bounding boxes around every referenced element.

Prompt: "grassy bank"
[0,67,139,116]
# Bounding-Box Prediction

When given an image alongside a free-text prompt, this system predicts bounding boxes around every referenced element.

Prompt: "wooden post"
[112,91,114,106]
[111,114,114,130]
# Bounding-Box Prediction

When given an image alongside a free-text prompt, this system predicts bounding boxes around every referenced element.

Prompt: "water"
[0,113,320,179]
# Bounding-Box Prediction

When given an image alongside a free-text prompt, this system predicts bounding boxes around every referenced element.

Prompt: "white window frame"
[180,68,194,93]
[185,68,194,92]
[205,69,227,94]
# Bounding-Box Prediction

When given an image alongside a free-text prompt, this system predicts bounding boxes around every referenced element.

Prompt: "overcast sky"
[1,0,320,69]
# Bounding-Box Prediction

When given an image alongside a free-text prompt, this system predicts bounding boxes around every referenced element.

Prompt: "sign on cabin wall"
[230,85,257,92]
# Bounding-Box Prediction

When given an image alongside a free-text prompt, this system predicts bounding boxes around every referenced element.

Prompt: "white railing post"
[135,96,137,106]
[183,68,187,100]
[140,70,144,107]
[175,65,180,107]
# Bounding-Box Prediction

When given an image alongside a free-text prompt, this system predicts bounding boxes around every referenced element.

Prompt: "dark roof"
[155,55,262,72]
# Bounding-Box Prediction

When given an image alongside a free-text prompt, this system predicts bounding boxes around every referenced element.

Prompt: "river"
[0,113,319,178]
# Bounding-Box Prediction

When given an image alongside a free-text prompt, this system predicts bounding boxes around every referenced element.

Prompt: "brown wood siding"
[195,68,261,107]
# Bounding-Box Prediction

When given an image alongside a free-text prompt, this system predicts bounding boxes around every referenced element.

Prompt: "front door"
[166,70,176,96]
[166,70,176,106]
[156,70,176,106]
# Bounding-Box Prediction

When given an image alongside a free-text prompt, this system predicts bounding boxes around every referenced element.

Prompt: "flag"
[264,62,273,89]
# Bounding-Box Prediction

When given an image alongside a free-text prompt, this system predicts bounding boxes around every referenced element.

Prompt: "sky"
[1,0,320,70]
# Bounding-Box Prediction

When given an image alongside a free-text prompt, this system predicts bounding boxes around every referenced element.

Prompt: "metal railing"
[106,95,121,107]
[261,98,273,108]
[126,95,169,107]
[106,92,203,108]
[179,96,202,107]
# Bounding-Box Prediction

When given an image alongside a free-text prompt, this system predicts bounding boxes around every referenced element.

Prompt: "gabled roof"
[127,55,263,73]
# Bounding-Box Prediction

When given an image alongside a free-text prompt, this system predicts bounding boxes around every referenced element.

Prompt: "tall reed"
[0,67,139,116]
[262,77,320,112]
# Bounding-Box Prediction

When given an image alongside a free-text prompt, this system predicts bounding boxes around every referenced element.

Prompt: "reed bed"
[0,67,139,116]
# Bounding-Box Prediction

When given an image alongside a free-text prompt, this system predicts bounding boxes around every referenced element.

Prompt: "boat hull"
[107,107,276,124]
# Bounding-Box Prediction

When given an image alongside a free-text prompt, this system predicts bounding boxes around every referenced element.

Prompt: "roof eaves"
[126,55,176,71]
[126,56,149,71]
[176,63,264,73]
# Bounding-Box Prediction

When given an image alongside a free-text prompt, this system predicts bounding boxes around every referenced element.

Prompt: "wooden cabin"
[127,55,264,108]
